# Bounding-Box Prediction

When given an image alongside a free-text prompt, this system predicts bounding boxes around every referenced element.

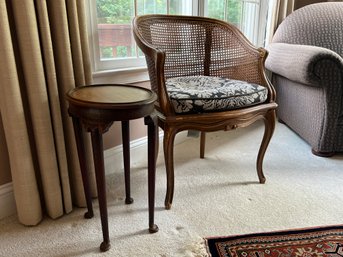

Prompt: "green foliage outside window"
[96,0,242,25]
[96,0,244,59]
[96,0,133,24]
[207,0,242,26]
[100,47,113,58]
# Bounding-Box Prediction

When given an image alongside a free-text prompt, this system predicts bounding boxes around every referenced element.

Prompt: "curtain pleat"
[76,2,93,85]
[35,0,73,214]
[67,0,87,85]
[11,0,64,220]
[276,0,295,28]
[0,0,42,225]
[47,0,87,207]
[0,0,94,225]
[267,0,294,39]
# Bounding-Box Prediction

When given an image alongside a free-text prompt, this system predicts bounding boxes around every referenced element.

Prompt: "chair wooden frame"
[133,14,277,209]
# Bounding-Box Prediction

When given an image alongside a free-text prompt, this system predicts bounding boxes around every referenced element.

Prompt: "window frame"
[87,0,145,72]
[87,0,270,83]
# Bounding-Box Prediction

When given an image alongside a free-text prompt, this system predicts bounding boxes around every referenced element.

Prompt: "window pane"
[96,0,134,24]
[96,0,136,60]
[241,2,259,44]
[94,0,194,65]
[206,0,259,45]
[169,0,193,15]
[207,0,225,20]
[226,0,242,27]
[91,0,265,71]
[206,0,242,26]
[137,0,168,15]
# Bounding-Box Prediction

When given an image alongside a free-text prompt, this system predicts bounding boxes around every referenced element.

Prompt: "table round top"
[66,84,157,109]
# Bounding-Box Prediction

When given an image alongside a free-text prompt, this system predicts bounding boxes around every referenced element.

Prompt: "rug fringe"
[183,237,210,257]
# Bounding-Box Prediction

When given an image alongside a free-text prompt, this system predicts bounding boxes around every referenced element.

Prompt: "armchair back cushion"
[272,3,343,56]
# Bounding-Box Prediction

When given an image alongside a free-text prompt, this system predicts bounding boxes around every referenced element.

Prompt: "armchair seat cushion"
[166,75,268,114]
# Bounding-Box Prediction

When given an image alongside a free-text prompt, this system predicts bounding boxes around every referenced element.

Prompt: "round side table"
[66,84,158,252]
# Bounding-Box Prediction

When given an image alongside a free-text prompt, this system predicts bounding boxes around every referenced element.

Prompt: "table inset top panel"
[68,85,154,104]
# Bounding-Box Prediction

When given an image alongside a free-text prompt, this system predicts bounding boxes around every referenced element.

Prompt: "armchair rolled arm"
[265,43,343,87]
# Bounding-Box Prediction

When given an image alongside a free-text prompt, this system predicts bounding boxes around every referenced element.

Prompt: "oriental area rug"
[205,225,343,257]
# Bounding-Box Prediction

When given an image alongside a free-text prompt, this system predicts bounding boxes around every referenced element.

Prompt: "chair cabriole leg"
[256,109,276,184]
[200,131,206,159]
[163,127,177,210]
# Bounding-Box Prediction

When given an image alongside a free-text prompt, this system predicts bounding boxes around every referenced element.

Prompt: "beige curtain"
[0,0,96,226]
[264,0,295,44]
[270,0,295,35]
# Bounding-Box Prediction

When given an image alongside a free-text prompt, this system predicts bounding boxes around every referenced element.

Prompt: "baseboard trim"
[0,183,16,219]
[104,130,189,175]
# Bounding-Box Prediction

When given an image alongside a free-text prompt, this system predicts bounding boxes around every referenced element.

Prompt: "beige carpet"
[1,122,343,257]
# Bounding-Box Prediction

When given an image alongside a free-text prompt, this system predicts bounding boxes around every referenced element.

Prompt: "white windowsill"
[92,67,150,84]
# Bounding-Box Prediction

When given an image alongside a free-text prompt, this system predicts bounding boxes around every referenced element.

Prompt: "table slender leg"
[122,120,133,204]
[90,128,110,252]
[70,115,94,219]
[145,115,159,233]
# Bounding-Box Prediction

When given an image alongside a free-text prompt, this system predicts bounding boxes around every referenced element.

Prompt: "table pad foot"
[125,197,134,204]
[84,211,94,219]
[149,224,159,233]
[100,241,111,252]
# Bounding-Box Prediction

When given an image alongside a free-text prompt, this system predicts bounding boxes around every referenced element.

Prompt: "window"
[204,0,269,47]
[88,0,269,74]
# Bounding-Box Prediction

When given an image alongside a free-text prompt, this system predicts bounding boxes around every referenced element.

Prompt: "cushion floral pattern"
[166,76,268,114]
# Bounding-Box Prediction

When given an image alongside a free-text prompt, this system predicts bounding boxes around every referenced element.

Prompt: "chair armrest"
[265,43,343,87]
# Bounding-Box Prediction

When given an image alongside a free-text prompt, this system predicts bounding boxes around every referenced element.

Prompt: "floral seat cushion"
[166,76,268,114]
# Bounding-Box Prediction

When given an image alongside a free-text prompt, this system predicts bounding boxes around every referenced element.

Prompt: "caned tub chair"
[133,14,277,209]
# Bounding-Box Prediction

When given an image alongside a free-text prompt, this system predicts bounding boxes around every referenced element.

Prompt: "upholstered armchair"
[265,3,343,156]
[133,15,277,209]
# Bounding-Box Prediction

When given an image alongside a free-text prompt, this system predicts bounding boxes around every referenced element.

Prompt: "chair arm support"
[265,43,343,87]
